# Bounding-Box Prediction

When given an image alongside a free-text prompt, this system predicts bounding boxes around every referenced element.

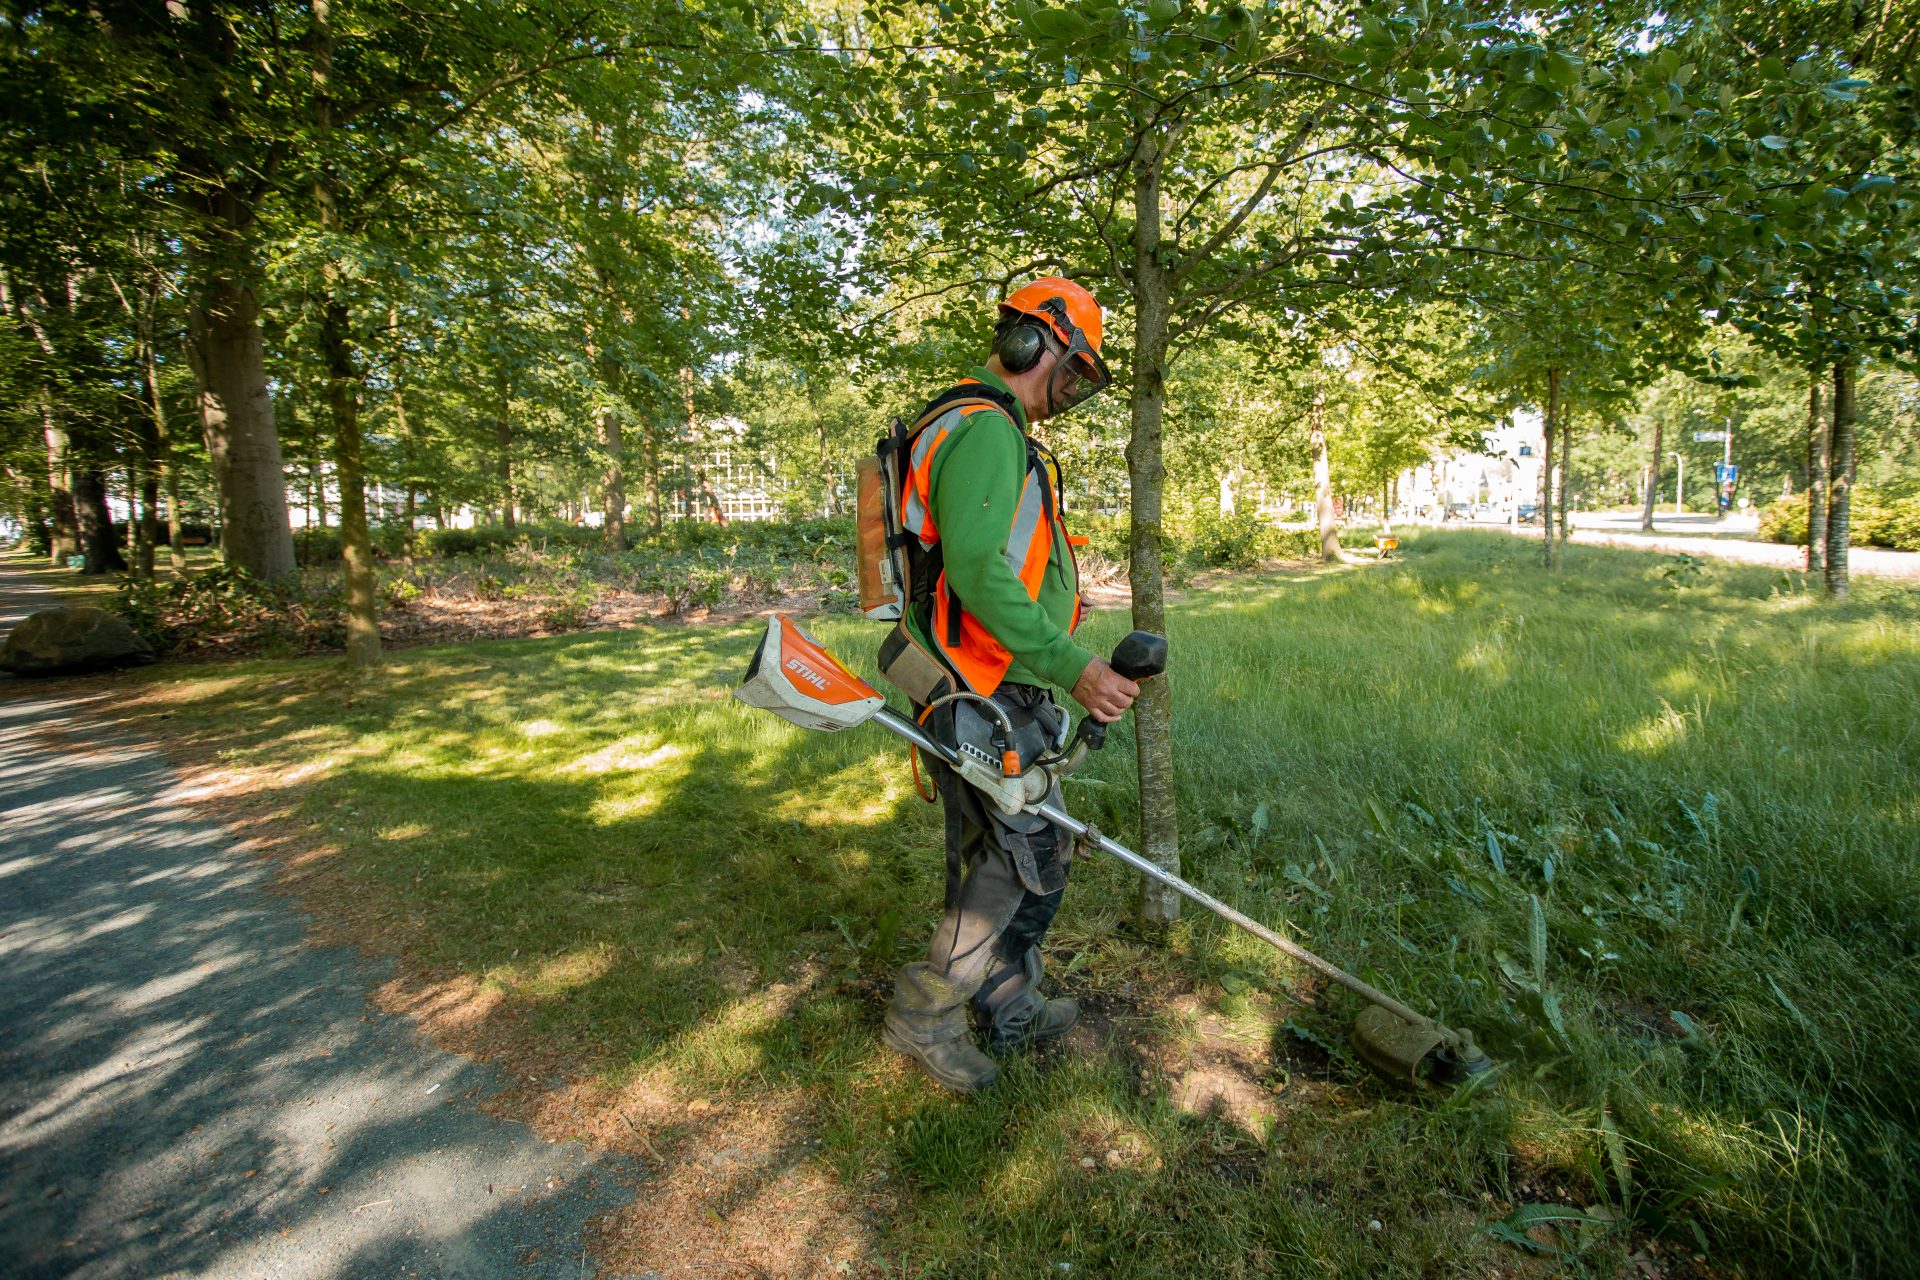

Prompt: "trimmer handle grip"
[1073,631,1167,752]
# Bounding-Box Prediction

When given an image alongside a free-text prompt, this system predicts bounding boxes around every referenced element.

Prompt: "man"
[881,277,1139,1093]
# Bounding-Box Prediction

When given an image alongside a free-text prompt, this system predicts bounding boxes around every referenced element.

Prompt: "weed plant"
[122,531,1920,1276]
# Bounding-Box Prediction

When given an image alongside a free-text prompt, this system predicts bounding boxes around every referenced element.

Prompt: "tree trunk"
[185,249,295,580]
[495,370,516,533]
[42,405,80,565]
[396,391,418,559]
[1310,391,1343,563]
[598,397,627,549]
[321,297,380,664]
[1557,410,1573,543]
[164,459,186,573]
[1127,120,1181,925]
[138,465,160,578]
[817,405,838,517]
[1825,360,1854,599]
[72,468,128,574]
[134,335,167,578]
[1806,371,1828,577]
[1541,368,1560,570]
[314,0,379,665]
[643,419,663,533]
[1639,413,1663,533]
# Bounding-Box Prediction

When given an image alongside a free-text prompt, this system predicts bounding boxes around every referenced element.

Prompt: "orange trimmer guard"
[733,615,886,733]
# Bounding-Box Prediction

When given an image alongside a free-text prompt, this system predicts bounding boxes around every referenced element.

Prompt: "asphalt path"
[0,562,642,1279]
[1425,513,1920,580]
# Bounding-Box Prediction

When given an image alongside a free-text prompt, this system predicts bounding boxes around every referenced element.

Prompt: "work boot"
[883,963,999,1094]
[977,946,1080,1053]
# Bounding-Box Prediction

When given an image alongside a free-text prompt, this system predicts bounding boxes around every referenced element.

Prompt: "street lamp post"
[1670,451,1684,515]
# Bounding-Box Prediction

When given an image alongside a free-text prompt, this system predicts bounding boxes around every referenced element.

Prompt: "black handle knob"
[1110,630,1168,681]
[1075,631,1167,752]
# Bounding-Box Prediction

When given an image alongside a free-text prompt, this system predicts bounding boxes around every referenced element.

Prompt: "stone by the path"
[0,605,154,675]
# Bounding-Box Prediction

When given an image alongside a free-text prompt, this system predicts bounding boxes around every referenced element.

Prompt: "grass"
[99,530,1920,1277]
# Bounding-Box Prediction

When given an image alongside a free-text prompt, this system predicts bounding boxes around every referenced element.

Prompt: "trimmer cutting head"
[1351,1006,1494,1087]
[734,615,886,733]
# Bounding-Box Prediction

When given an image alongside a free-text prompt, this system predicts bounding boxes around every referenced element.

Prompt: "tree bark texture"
[1825,361,1854,599]
[186,262,296,579]
[1807,369,1830,578]
[72,468,128,574]
[1541,368,1560,570]
[1127,121,1181,925]
[42,404,80,565]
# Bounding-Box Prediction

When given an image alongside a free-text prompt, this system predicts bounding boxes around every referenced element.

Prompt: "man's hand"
[1071,655,1139,724]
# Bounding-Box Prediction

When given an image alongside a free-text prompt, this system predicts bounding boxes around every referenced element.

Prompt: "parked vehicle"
[1443,503,1472,521]
[1516,503,1540,524]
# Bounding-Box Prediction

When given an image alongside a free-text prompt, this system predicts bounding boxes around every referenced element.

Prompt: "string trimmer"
[735,614,1492,1086]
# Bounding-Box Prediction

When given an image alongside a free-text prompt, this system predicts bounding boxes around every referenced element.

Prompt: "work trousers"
[919,683,1072,1009]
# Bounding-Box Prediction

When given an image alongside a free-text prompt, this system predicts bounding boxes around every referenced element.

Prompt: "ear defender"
[994,319,1049,373]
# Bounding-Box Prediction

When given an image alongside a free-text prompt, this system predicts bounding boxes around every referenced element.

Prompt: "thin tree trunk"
[1639,413,1663,533]
[817,412,837,517]
[1807,369,1829,577]
[1825,360,1854,599]
[1557,410,1573,543]
[643,419,663,533]
[495,369,516,533]
[314,0,379,665]
[138,464,159,578]
[598,389,627,548]
[1310,390,1344,563]
[164,459,186,573]
[134,333,167,578]
[1542,368,1560,569]
[1127,119,1180,924]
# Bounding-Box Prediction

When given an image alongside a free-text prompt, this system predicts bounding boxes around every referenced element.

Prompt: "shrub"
[1075,513,1131,565]
[294,527,343,565]
[1758,490,1920,551]
[1854,495,1920,552]
[1183,510,1270,568]
[1757,494,1809,546]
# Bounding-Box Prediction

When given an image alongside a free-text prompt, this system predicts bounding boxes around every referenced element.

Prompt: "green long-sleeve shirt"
[905,367,1095,694]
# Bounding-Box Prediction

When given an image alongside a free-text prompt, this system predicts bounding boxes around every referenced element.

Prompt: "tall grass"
[122,531,1920,1276]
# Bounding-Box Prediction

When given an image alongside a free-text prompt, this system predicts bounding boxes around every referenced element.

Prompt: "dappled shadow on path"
[0,695,640,1280]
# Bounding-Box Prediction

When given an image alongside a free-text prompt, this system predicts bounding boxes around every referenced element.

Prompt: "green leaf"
[1485,827,1507,875]
[1600,1110,1633,1200]
[1027,7,1088,40]
[1540,51,1579,89]
[1250,801,1270,842]
[1366,795,1394,838]
[1757,135,1790,151]
[1529,893,1548,989]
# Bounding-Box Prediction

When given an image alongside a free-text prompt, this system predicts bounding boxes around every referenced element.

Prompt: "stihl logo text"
[784,656,831,691]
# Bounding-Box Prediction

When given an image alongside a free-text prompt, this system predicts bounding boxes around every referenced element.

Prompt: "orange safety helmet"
[997,276,1111,415]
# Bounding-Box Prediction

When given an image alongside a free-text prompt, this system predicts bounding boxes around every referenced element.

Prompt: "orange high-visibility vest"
[898,383,1083,696]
